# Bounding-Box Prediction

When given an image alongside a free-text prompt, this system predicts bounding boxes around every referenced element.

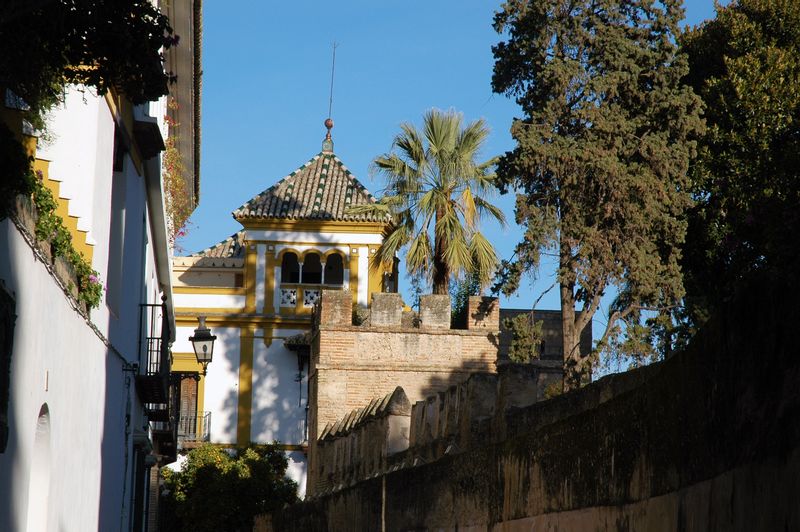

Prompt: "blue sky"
[180,1,722,330]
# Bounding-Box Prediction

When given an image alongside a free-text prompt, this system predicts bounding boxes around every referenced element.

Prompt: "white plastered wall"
[173,293,246,309]
[250,328,308,496]
[173,325,241,443]
[0,218,129,532]
[250,328,307,444]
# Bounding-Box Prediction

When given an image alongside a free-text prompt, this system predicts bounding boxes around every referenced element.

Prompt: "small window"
[281,252,300,283]
[302,253,322,284]
[324,253,344,285]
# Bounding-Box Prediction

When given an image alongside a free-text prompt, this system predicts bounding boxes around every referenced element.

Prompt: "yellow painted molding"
[175,307,246,315]
[104,91,143,175]
[244,244,256,312]
[237,326,255,444]
[175,315,313,330]
[34,158,95,263]
[263,325,273,348]
[171,353,203,372]
[254,239,381,248]
[242,219,388,234]
[173,286,245,295]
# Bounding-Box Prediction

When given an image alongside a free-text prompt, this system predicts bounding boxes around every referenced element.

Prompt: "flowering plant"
[163,98,194,250]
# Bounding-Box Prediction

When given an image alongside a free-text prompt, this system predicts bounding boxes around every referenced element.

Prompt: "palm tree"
[354,108,506,294]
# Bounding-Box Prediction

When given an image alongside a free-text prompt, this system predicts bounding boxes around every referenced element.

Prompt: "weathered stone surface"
[419,294,450,329]
[268,279,800,531]
[466,296,499,330]
[370,292,402,327]
[317,289,351,326]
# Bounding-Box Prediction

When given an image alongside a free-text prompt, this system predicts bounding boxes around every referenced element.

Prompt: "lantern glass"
[189,317,216,370]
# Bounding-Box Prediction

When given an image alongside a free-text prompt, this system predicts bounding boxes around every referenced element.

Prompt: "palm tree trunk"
[432,207,449,294]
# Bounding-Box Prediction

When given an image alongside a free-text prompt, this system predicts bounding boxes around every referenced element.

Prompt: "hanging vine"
[163,99,193,248]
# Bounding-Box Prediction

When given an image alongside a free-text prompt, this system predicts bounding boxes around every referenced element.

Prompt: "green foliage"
[161,444,298,532]
[0,0,176,130]
[350,109,506,295]
[450,272,481,328]
[680,0,800,329]
[491,0,704,387]
[28,171,103,309]
[503,313,543,363]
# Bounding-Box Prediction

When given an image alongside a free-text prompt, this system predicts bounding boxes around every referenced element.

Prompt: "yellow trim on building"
[237,326,255,444]
[175,314,312,325]
[175,307,246,315]
[104,91,143,175]
[241,219,388,234]
[244,243,257,313]
[32,158,95,263]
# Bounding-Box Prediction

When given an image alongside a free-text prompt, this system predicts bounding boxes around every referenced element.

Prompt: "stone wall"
[310,363,560,494]
[307,291,500,495]
[264,279,800,531]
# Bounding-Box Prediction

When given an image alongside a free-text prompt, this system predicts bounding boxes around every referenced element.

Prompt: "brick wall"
[307,291,500,495]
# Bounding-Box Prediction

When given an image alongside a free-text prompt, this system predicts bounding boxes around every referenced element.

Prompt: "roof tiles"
[188,230,245,259]
[231,152,386,223]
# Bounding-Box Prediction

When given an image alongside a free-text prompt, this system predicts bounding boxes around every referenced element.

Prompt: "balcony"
[279,283,344,312]
[177,411,211,446]
[134,301,171,404]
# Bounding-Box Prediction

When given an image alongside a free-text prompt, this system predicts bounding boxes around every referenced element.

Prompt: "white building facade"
[171,130,396,496]
[0,1,201,530]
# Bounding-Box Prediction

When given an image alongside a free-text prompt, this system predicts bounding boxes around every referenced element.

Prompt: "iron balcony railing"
[135,297,171,403]
[177,411,211,443]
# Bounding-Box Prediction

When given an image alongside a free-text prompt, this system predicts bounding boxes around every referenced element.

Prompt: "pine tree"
[492,0,704,388]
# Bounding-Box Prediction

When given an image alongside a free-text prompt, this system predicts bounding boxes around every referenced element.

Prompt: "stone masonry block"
[371,292,403,327]
[467,296,499,331]
[318,289,352,327]
[420,294,451,329]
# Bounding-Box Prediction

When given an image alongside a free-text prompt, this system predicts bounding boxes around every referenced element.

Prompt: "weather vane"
[323,42,338,152]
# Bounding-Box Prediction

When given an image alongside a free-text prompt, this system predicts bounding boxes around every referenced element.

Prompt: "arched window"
[281,252,300,283]
[302,253,322,284]
[324,253,344,285]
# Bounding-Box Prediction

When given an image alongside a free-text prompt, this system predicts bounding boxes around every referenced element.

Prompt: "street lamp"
[189,316,216,376]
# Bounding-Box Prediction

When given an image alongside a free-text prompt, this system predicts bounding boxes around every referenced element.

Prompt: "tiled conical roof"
[188,230,245,259]
[231,152,386,223]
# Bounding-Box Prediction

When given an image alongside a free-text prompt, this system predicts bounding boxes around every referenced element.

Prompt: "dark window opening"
[302,253,322,284]
[281,252,300,283]
[324,253,344,285]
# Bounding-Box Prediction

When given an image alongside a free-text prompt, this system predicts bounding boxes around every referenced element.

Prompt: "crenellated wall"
[310,363,560,495]
[306,291,502,495]
[261,279,800,531]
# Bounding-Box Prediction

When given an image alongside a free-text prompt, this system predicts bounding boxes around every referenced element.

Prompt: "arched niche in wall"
[26,404,51,532]
[302,253,322,284]
[324,253,344,285]
[281,252,300,284]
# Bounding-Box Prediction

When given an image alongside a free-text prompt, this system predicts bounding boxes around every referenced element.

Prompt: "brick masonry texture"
[307,290,501,494]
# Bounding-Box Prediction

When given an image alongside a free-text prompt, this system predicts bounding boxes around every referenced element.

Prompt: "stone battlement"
[306,290,502,495]
[315,290,500,331]
[312,363,560,494]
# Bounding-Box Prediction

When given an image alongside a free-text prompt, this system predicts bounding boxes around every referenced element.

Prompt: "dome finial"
[322,118,334,152]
